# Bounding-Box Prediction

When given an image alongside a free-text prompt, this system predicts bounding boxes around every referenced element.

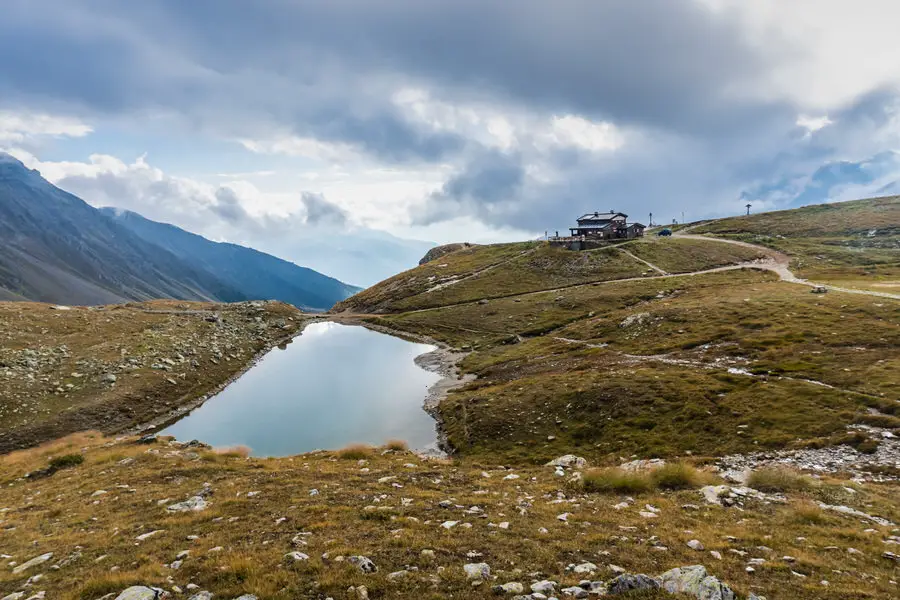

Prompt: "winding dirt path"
[616,247,668,275]
[675,233,900,300]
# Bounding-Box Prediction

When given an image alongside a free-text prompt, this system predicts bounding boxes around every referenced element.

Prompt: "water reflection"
[162,322,441,456]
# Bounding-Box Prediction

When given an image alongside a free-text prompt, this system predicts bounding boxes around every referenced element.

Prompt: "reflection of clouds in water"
[299,321,339,337]
[162,322,442,456]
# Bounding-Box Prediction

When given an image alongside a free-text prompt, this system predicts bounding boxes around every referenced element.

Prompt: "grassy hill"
[338,198,899,464]
[692,196,900,288]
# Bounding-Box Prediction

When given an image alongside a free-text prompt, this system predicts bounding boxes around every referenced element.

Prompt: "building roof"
[571,222,614,230]
[577,211,627,222]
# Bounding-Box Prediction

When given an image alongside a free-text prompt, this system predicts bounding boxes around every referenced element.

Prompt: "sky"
[2,0,900,284]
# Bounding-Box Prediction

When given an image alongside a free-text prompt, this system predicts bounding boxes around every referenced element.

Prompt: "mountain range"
[0,153,359,310]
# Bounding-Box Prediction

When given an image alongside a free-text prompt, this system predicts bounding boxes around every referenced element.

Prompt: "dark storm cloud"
[0,0,789,155]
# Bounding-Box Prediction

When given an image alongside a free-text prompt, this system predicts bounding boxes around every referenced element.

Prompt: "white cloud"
[701,0,900,111]
[542,115,624,152]
[0,111,92,144]
[239,135,359,162]
[796,115,833,134]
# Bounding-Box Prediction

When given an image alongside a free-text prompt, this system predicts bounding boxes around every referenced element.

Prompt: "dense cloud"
[1,0,899,239]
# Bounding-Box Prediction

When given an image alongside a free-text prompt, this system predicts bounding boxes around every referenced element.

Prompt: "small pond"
[162,321,442,456]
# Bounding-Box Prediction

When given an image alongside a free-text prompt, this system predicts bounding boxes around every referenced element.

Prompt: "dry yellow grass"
[0,434,897,599]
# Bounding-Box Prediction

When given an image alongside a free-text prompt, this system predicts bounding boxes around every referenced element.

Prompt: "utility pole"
[649,212,653,227]
[681,211,685,225]
[745,203,752,216]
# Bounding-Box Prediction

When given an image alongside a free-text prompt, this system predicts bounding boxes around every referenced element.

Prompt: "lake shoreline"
[131,315,471,456]
[331,317,475,457]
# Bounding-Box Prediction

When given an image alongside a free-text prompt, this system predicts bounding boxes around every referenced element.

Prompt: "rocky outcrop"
[418,243,476,265]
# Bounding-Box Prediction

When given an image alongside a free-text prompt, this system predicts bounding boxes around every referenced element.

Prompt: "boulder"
[113,588,166,600]
[349,555,377,573]
[166,496,209,512]
[492,582,524,594]
[607,574,660,594]
[658,565,735,600]
[546,455,587,469]
[11,552,53,574]
[464,562,491,581]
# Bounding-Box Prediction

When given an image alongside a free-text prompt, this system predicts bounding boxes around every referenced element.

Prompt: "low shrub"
[213,445,251,458]
[337,444,375,460]
[384,439,409,451]
[747,467,812,493]
[48,453,85,470]
[790,500,827,524]
[650,462,702,490]
[582,467,652,494]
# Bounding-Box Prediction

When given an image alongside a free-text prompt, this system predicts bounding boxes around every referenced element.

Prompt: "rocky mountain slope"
[100,209,360,311]
[0,154,357,309]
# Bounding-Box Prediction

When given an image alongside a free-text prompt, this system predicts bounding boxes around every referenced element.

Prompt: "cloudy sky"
[2,1,900,283]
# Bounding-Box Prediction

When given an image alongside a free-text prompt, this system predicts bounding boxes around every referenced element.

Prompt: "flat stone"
[113,587,164,600]
[166,496,209,512]
[607,573,660,594]
[11,552,54,574]
[463,562,491,581]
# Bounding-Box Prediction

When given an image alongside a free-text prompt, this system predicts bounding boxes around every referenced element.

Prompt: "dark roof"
[577,211,627,222]
[571,222,614,230]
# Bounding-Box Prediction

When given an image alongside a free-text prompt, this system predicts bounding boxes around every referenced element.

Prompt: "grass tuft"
[384,439,409,452]
[582,467,653,494]
[650,462,703,490]
[336,444,375,460]
[747,467,813,493]
[213,445,252,458]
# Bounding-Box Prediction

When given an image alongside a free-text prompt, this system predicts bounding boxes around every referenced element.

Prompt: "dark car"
[657,228,673,237]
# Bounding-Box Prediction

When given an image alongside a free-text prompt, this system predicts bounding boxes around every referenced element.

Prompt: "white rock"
[135,530,164,542]
[572,562,597,574]
[546,455,587,469]
[531,580,557,594]
[11,552,53,574]
[687,539,705,551]
[166,496,209,512]
[463,562,491,581]
[113,587,163,600]
[284,552,309,562]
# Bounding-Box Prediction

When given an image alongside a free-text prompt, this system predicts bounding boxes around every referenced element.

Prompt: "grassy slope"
[0,300,306,453]
[1,433,898,600]
[692,196,900,284]
[340,198,899,463]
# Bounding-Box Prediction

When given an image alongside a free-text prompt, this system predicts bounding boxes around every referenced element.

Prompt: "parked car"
[657,228,673,237]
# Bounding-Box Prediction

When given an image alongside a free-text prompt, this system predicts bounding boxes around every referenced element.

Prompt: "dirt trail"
[425,247,538,293]
[616,247,668,275]
[675,233,900,300]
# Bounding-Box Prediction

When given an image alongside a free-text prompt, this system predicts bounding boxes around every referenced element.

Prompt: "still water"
[162,321,442,456]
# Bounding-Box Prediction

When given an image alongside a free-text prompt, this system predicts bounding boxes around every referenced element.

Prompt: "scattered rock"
[166,496,209,512]
[113,587,166,600]
[492,582,524,594]
[284,552,309,563]
[659,565,735,600]
[348,555,377,573]
[608,573,660,594]
[11,552,53,574]
[464,562,491,581]
[687,540,705,551]
[546,455,587,469]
